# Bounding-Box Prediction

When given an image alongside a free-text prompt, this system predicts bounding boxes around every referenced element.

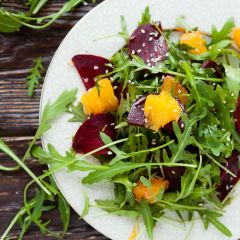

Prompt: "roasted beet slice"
[72,113,116,155]
[201,60,223,78]
[127,96,146,126]
[72,54,112,90]
[217,151,240,201]
[163,166,186,191]
[128,23,168,66]
[127,95,185,132]
[234,98,240,134]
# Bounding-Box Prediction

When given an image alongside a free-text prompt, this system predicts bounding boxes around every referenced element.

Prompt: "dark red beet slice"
[201,60,223,78]
[234,98,240,134]
[72,113,116,155]
[163,166,186,191]
[127,95,185,132]
[127,96,146,126]
[72,54,112,90]
[217,151,240,201]
[128,23,168,66]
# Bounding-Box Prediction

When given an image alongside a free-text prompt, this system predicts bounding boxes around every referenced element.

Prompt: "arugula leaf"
[0,0,90,32]
[140,201,153,240]
[26,57,44,97]
[23,88,77,162]
[224,64,240,101]
[211,18,235,44]
[171,115,199,162]
[67,102,87,122]
[82,161,197,184]
[0,10,23,33]
[81,192,89,218]
[139,6,151,25]
[58,194,70,233]
[0,139,50,195]
[118,16,129,42]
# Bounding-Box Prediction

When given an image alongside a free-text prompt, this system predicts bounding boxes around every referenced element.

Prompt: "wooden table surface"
[0,1,109,239]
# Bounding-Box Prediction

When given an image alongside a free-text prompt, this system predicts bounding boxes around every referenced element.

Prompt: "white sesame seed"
[151,139,157,145]
[144,118,148,123]
[110,123,115,126]
[226,185,230,191]
[142,43,146,47]
[108,151,113,155]
[137,49,142,53]
[235,118,238,122]
[105,69,109,74]
[160,44,163,48]
[130,35,136,40]
[181,123,184,128]
[110,77,114,81]
[128,80,132,83]
[141,108,144,111]
[113,86,118,90]
[141,29,146,34]
[171,170,176,175]
[178,89,182,94]
[150,32,155,36]
[94,65,99,70]
[131,50,136,55]
[83,78,89,83]
[149,37,153,42]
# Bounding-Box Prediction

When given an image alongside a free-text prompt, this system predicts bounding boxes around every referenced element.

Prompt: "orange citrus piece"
[180,31,207,55]
[232,27,240,48]
[162,76,188,105]
[133,178,169,204]
[144,91,182,131]
[81,78,118,116]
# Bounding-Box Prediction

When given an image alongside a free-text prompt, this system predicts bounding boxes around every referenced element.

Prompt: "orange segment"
[81,78,118,116]
[144,91,182,131]
[180,31,207,55]
[133,178,169,204]
[162,76,188,105]
[232,27,240,48]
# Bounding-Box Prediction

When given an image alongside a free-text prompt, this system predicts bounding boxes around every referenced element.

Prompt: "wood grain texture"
[0,1,109,239]
[0,0,104,137]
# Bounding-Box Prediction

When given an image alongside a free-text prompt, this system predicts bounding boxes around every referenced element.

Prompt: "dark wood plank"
[0,137,108,239]
[0,0,104,137]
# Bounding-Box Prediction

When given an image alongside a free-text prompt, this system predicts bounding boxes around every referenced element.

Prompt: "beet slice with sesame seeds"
[72,54,113,90]
[72,113,116,155]
[128,23,168,66]
[127,96,146,126]
[234,98,240,134]
[217,151,240,201]
[201,60,223,78]
[127,95,185,132]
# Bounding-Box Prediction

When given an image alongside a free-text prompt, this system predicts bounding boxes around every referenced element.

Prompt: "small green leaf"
[211,18,235,44]
[67,102,87,122]
[224,64,240,101]
[81,192,89,218]
[139,6,151,25]
[140,176,151,188]
[26,57,44,97]
[58,194,70,233]
[140,201,153,240]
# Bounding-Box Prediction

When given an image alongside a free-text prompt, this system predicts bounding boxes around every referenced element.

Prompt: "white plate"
[40,0,240,239]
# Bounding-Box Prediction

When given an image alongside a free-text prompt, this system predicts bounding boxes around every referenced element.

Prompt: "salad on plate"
[52,7,240,239]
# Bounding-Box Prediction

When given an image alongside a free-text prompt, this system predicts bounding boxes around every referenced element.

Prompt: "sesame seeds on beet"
[128,23,168,66]
[72,54,113,90]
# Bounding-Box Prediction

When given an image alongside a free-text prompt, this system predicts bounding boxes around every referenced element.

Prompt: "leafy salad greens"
[1,5,240,240]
